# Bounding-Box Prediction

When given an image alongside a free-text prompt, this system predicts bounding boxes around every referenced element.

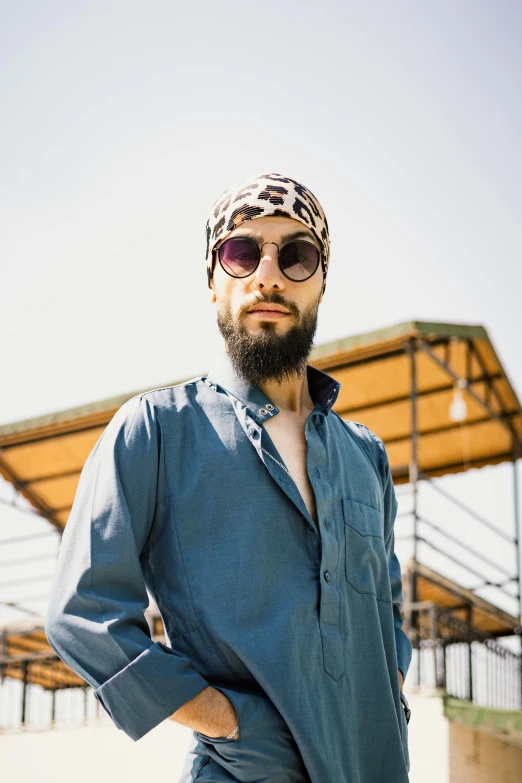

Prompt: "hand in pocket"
[206,688,239,740]
[195,688,309,783]
[192,686,240,741]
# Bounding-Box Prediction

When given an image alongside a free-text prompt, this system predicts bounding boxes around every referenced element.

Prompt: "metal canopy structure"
[0,612,165,693]
[311,320,522,483]
[0,319,521,706]
[1,320,521,533]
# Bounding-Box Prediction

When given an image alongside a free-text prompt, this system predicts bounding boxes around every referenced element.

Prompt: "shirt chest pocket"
[342,497,392,602]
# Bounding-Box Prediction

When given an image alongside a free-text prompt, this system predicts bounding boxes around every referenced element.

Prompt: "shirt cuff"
[394,625,413,682]
[94,641,210,741]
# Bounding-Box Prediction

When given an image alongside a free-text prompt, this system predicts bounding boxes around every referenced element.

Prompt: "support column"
[513,441,522,709]
[408,338,419,560]
[21,661,28,725]
[407,338,420,668]
[465,604,473,703]
[0,630,6,685]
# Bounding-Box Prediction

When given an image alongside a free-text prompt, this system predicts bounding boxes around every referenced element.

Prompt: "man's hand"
[169,685,239,739]
[398,668,404,691]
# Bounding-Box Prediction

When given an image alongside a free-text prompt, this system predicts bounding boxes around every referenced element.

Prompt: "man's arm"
[45,395,211,742]
[371,431,413,686]
[385,522,412,686]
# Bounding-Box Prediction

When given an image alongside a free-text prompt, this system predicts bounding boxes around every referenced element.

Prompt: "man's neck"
[257,372,315,417]
[220,340,317,417]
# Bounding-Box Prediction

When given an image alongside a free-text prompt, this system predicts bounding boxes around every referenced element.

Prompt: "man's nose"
[252,243,285,290]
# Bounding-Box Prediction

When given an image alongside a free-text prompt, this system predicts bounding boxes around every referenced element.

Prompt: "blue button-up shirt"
[46,349,412,782]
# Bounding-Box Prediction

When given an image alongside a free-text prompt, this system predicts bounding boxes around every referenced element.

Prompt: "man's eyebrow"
[231,229,317,244]
[280,230,317,243]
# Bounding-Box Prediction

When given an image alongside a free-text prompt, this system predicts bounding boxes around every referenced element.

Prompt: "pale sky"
[1,2,521,647]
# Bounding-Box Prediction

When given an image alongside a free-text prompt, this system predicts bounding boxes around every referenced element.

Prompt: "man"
[46,172,412,783]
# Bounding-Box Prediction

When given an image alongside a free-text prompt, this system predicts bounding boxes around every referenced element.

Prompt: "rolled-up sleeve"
[44,395,209,741]
[371,431,413,682]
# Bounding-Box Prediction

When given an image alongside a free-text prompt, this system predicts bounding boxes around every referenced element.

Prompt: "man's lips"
[247,304,290,315]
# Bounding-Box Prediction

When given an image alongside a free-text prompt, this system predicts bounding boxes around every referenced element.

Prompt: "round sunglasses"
[213,236,323,283]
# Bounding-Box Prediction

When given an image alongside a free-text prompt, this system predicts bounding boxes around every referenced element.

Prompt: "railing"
[406,601,521,711]
[1,607,520,732]
[0,652,107,732]
[394,468,521,626]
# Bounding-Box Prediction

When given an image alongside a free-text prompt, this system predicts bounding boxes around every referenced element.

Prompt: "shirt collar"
[206,349,341,424]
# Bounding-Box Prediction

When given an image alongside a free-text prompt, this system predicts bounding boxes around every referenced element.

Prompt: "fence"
[406,602,521,711]
[1,603,520,731]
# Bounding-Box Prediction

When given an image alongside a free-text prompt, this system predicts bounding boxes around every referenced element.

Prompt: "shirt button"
[308,524,314,531]
[324,570,331,582]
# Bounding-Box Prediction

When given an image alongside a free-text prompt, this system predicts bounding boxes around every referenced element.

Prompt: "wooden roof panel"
[334,353,409,411]
[55,509,71,526]
[5,428,104,481]
[419,418,511,467]
[29,473,81,511]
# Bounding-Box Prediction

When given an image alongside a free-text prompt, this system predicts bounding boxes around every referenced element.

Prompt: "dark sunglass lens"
[219,238,259,277]
[279,241,320,281]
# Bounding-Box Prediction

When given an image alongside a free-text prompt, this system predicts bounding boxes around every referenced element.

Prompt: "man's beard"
[217,292,320,385]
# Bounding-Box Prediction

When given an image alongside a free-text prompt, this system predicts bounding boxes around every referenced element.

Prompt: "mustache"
[241,292,300,318]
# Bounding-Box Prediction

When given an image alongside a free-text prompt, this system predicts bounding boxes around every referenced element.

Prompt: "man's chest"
[157,401,384,540]
[262,411,319,526]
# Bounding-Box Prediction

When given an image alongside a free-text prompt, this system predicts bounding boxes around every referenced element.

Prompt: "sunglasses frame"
[210,236,325,284]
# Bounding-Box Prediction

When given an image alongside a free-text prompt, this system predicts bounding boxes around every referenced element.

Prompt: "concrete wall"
[449,721,522,783]
[406,688,522,783]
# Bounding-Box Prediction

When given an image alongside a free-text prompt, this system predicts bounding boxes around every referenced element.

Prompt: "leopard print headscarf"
[205,172,330,293]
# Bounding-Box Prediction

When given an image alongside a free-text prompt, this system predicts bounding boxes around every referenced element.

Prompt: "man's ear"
[208,270,217,303]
